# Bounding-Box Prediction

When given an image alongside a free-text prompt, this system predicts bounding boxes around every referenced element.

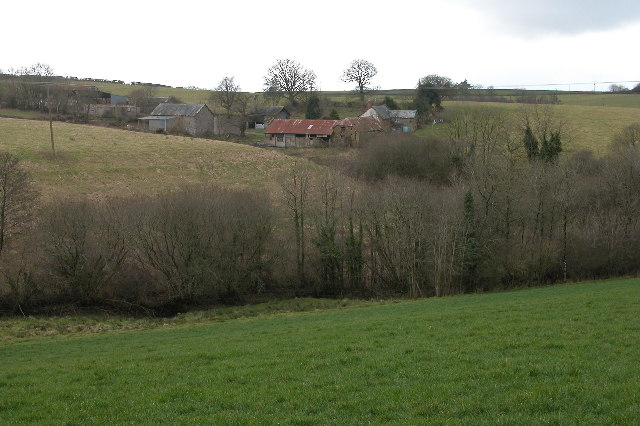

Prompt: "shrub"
[355,134,457,184]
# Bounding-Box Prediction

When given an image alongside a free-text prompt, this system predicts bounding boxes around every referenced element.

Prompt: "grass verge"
[0,278,638,423]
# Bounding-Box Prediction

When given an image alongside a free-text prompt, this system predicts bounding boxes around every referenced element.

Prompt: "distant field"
[0,117,302,201]
[556,92,640,108]
[437,101,640,154]
[46,79,640,111]
[0,278,638,423]
[88,82,213,105]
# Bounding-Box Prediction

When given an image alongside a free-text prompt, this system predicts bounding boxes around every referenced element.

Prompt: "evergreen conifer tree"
[523,124,539,159]
[305,95,322,119]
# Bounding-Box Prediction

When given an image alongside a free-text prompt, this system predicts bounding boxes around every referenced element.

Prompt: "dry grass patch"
[445,101,640,155]
[0,117,311,201]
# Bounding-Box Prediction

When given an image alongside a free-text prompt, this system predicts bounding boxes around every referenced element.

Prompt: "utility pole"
[47,86,55,157]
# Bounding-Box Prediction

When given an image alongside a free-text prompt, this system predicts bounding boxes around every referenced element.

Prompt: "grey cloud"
[460,0,640,35]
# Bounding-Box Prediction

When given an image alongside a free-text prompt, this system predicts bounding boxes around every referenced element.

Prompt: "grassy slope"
[435,101,640,154]
[0,278,638,424]
[0,117,300,201]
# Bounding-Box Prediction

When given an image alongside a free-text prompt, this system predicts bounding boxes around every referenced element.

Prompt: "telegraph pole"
[47,85,55,157]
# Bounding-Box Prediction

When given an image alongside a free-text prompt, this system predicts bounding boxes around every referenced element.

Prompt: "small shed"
[138,104,216,136]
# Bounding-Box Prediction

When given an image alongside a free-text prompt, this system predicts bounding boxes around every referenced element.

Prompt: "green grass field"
[0,278,638,423]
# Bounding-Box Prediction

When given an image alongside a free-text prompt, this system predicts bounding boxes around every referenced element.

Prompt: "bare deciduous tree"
[0,153,37,257]
[341,59,378,105]
[611,123,640,150]
[264,59,317,105]
[282,162,312,285]
[212,76,240,117]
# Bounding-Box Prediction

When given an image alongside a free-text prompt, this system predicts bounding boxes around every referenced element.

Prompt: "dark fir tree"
[305,95,322,119]
[328,109,340,120]
[523,124,539,160]
[382,96,399,110]
[539,131,562,162]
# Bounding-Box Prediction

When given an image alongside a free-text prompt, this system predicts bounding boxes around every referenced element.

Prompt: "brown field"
[0,117,312,202]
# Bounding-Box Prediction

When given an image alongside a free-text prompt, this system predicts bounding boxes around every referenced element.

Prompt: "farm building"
[246,106,290,129]
[264,117,383,147]
[88,104,139,119]
[264,119,350,147]
[336,117,384,146]
[139,104,217,136]
[361,105,418,132]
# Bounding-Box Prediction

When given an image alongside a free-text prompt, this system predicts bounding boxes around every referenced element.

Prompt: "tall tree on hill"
[418,74,454,89]
[305,95,322,119]
[341,59,378,106]
[212,76,240,118]
[414,80,443,125]
[282,163,312,286]
[263,59,317,106]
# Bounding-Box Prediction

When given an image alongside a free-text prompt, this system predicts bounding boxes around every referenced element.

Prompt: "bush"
[39,199,129,305]
[130,186,273,303]
[355,134,457,184]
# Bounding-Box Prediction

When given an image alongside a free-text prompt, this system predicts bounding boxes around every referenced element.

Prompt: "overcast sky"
[2,0,639,92]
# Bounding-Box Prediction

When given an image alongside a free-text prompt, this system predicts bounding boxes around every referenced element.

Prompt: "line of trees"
[1,114,640,314]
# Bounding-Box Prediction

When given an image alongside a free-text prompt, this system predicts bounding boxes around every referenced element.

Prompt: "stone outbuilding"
[138,104,216,136]
[361,105,417,132]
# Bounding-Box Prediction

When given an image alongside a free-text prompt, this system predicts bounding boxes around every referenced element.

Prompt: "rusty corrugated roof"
[265,119,340,135]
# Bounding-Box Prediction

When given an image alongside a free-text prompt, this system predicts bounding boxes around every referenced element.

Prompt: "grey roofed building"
[370,105,392,120]
[150,103,209,117]
[389,109,417,119]
[361,104,418,132]
[138,104,218,136]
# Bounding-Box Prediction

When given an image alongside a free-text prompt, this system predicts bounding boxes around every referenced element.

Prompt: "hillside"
[0,278,638,423]
[0,117,304,201]
[418,101,640,155]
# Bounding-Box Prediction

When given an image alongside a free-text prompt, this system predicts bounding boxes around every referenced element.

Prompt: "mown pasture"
[0,278,638,423]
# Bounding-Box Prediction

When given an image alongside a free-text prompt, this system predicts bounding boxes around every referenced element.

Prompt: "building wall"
[146,117,177,132]
[391,117,416,132]
[361,108,390,130]
[193,107,217,136]
[89,104,139,118]
[265,133,330,148]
